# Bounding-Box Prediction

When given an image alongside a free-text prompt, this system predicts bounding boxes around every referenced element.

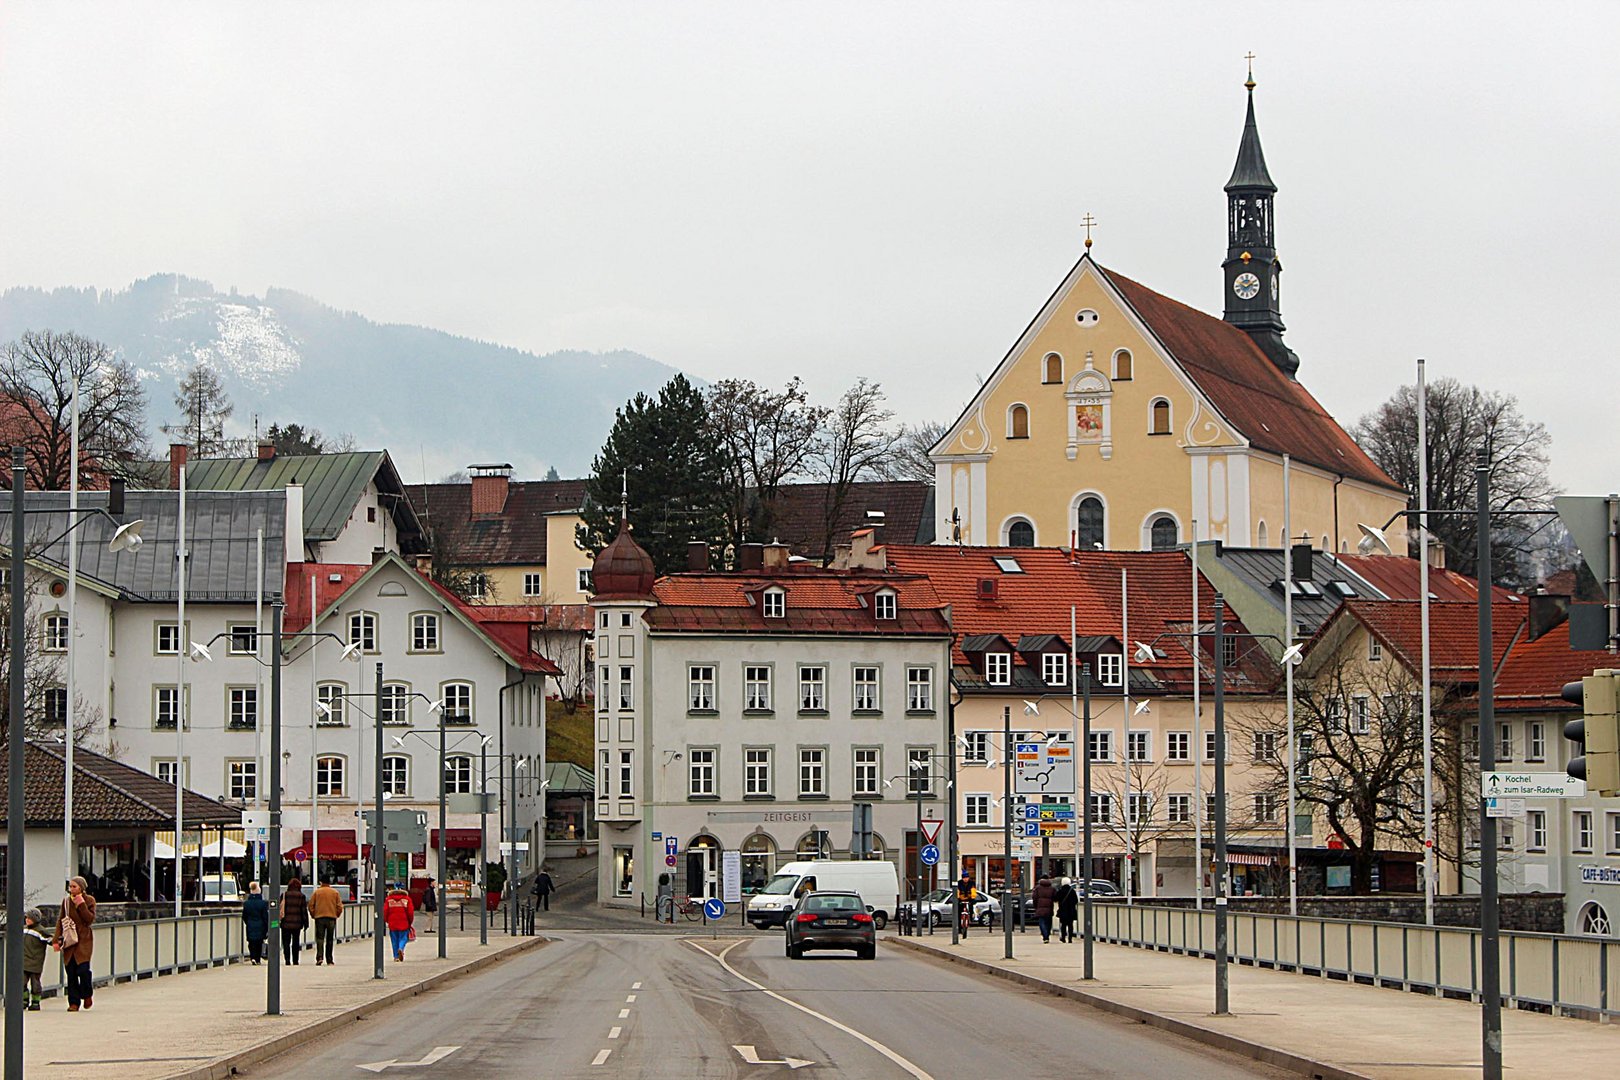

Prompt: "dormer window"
[985,652,1011,686]
[1042,653,1068,686]
[874,591,897,620]
[1097,653,1123,687]
[762,588,785,618]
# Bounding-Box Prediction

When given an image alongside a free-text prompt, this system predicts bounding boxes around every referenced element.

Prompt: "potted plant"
[485,861,507,911]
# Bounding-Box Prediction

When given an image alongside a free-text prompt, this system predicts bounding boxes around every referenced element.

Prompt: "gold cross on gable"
[1245,52,1257,89]
[1081,212,1097,250]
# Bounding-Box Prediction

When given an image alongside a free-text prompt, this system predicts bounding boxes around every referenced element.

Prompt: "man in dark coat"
[1055,878,1080,943]
[531,868,554,911]
[242,882,270,964]
[1032,875,1057,943]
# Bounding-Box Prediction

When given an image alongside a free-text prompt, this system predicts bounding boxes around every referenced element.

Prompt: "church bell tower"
[1222,65,1299,378]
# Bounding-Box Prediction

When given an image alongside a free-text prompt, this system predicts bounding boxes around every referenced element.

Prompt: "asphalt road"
[256,930,1292,1079]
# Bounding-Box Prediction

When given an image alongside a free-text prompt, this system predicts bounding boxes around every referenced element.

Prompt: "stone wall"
[1119,893,1565,934]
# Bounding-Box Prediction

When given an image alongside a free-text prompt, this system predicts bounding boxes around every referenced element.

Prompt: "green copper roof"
[182,450,416,544]
[1224,89,1277,193]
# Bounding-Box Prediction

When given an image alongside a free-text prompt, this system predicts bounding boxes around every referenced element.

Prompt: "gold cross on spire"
[1245,52,1256,90]
[1081,212,1097,250]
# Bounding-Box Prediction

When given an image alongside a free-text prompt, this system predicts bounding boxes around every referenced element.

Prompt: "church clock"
[1232,272,1260,300]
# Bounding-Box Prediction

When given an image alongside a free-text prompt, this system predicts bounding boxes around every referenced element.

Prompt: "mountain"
[0,275,690,480]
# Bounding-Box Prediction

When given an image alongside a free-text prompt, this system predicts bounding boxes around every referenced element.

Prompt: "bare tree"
[0,562,103,743]
[529,600,593,715]
[706,377,827,546]
[890,419,948,485]
[161,363,243,458]
[811,379,900,564]
[1352,378,1557,585]
[0,330,150,489]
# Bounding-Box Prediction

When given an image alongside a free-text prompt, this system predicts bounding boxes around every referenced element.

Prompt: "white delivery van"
[747,861,900,930]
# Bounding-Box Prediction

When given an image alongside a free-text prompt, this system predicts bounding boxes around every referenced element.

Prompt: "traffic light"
[1564,670,1620,797]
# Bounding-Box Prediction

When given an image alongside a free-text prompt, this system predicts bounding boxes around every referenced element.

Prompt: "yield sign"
[920,819,944,845]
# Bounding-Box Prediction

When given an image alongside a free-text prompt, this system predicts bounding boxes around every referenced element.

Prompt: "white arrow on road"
[734,1044,815,1070]
[356,1046,461,1072]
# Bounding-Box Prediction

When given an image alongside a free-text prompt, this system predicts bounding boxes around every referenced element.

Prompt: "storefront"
[431,828,484,897]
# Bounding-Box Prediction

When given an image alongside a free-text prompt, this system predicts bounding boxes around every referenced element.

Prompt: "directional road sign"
[704,898,727,920]
[919,843,940,867]
[1014,739,1076,795]
[1020,801,1077,838]
[1481,771,1587,798]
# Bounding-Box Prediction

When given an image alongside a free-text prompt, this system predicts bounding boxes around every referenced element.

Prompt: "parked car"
[748,861,898,930]
[200,875,242,903]
[899,888,958,927]
[785,891,877,960]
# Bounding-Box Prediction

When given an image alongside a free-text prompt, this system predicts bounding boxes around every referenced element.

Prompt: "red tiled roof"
[646,568,950,636]
[283,564,372,633]
[1101,265,1399,492]
[1334,553,1521,604]
[1337,599,1526,682]
[1495,619,1614,712]
[406,480,587,566]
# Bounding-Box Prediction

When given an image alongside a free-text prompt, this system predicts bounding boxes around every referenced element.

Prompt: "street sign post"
[1481,772,1588,798]
[1014,740,1076,795]
[1020,801,1077,838]
[703,898,726,921]
[242,810,270,844]
[919,843,940,867]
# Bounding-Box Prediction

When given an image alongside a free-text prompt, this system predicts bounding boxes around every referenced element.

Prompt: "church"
[930,74,1408,555]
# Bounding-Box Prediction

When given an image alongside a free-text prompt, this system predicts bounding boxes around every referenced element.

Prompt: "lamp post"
[394,721,484,961]
[1475,451,1502,1080]
[373,662,386,979]
[6,447,143,1080]
[1212,594,1230,1015]
[480,738,489,946]
[1001,702,1013,961]
[1082,663,1094,979]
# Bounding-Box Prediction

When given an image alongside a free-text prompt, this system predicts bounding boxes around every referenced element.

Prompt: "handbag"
[58,913,78,949]
[407,925,417,942]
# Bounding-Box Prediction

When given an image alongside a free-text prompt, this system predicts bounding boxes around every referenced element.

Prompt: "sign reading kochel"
[1580,865,1620,886]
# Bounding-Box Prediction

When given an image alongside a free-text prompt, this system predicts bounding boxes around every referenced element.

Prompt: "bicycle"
[656,893,702,922]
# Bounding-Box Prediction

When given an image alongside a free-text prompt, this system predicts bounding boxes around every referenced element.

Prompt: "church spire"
[1221,59,1298,379]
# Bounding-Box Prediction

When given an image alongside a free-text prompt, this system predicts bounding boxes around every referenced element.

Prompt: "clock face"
[1270,274,1279,302]
[1233,272,1261,300]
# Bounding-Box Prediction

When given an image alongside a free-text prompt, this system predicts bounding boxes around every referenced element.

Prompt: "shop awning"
[1224,852,1275,867]
[431,828,483,850]
[285,829,361,860]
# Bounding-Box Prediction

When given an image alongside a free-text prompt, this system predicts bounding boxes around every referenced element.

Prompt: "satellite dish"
[109,519,144,553]
[1356,522,1393,557]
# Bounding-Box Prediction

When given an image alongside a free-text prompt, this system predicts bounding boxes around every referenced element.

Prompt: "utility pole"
[1002,703,1013,960]
[1081,662,1095,981]
[1213,593,1230,1015]
[267,602,284,1015]
[373,661,386,980]
[1476,451,1502,1080]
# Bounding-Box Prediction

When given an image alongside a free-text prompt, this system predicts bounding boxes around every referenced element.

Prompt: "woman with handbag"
[52,876,97,1011]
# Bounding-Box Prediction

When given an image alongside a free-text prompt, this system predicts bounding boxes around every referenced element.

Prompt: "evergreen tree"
[161,363,238,457]
[576,375,728,575]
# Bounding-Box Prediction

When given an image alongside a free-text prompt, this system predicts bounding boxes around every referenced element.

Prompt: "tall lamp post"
[393,722,484,959]
[6,447,143,1080]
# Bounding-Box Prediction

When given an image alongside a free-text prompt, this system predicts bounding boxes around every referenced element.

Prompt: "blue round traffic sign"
[703,898,727,920]
[920,843,940,866]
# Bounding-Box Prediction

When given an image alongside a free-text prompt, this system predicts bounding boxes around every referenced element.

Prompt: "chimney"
[686,541,710,572]
[372,546,387,565]
[284,483,305,565]
[258,440,275,462]
[845,528,887,571]
[107,477,126,517]
[470,463,513,517]
[1290,543,1313,582]
[739,543,765,571]
[762,541,791,570]
[169,443,189,490]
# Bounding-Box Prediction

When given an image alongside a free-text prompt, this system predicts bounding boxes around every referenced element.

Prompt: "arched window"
[796,831,827,859]
[315,755,346,798]
[1008,404,1030,439]
[1113,350,1133,381]
[381,754,410,797]
[741,833,776,892]
[444,754,474,794]
[1077,497,1105,550]
[1578,901,1611,936]
[1150,398,1171,435]
[1149,516,1179,551]
[1256,520,1269,548]
[1043,354,1062,384]
[1007,519,1035,547]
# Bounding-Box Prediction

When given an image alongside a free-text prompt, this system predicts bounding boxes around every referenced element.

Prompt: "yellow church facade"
[932,82,1408,556]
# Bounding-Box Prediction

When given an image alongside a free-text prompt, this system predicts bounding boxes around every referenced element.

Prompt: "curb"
[165,937,551,1080]
[889,936,1373,1080]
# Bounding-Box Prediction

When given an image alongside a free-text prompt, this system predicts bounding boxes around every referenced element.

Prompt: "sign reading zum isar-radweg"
[1481,772,1587,798]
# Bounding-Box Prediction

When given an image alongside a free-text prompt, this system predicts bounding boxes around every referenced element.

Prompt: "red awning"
[1224,852,1275,867]
[285,829,360,860]
[431,828,483,850]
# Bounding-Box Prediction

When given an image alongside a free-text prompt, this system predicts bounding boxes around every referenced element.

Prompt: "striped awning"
[1222,852,1276,867]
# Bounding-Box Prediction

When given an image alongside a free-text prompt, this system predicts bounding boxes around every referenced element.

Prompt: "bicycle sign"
[703,898,726,920]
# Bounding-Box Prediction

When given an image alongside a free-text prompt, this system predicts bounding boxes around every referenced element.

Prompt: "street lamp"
[6,447,144,1080]
[394,718,488,960]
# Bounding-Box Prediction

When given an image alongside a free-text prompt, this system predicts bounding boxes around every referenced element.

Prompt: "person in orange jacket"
[383,882,415,962]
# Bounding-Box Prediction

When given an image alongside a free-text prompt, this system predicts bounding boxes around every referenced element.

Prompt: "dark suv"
[785,891,877,960]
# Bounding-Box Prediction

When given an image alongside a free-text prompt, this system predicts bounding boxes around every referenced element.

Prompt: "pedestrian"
[419,876,437,933]
[242,882,269,965]
[1032,875,1056,944]
[347,869,359,903]
[384,882,415,962]
[531,867,554,911]
[21,908,50,1010]
[279,878,308,965]
[955,872,977,937]
[1055,877,1079,944]
[52,876,96,1010]
[309,876,344,965]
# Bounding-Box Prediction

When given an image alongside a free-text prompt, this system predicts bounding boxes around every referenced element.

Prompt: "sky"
[1,2,1615,493]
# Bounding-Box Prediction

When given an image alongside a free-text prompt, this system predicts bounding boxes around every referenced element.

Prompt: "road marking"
[610,1026,623,1039]
[625,993,637,1002]
[735,1044,814,1070]
[357,1046,461,1072]
[631,981,642,989]
[592,1049,611,1066]
[695,941,936,1080]
[618,1008,630,1018]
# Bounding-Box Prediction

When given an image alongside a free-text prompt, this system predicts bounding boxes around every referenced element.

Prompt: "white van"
[747,861,899,930]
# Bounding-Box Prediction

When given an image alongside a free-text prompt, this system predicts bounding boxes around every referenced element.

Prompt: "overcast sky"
[1,2,1614,493]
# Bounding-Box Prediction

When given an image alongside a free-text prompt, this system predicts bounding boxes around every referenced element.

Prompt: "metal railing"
[1,901,375,1000]
[1091,902,1618,1023]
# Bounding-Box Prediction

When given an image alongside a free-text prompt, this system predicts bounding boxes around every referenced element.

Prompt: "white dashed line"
[631,981,642,989]
[592,1049,611,1066]
[609,1026,622,1039]
[626,994,637,1003]
[618,1008,630,1019]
